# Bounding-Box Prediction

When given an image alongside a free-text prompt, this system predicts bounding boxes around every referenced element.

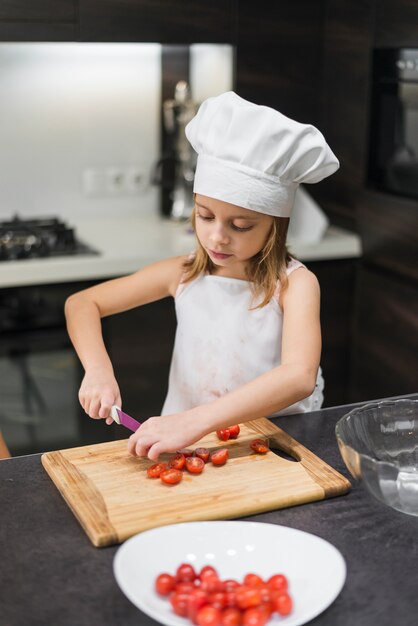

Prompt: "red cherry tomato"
[194,447,210,462]
[186,456,205,474]
[211,448,229,466]
[223,579,240,592]
[196,605,222,626]
[160,468,183,485]
[176,448,194,457]
[242,606,268,626]
[201,576,223,593]
[199,565,219,580]
[168,453,186,470]
[267,573,288,592]
[224,590,238,608]
[176,562,197,583]
[236,586,262,610]
[147,462,167,478]
[275,591,293,616]
[221,607,242,626]
[188,588,210,622]
[175,581,196,594]
[170,591,190,617]
[227,424,240,439]
[209,591,227,610]
[243,573,264,587]
[216,429,231,441]
[155,572,175,595]
[250,439,269,454]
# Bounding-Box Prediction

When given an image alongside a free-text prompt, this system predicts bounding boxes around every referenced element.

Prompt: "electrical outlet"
[124,166,147,194]
[82,168,106,197]
[82,165,148,197]
[105,167,125,195]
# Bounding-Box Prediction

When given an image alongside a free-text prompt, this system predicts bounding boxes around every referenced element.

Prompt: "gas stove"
[0,215,98,261]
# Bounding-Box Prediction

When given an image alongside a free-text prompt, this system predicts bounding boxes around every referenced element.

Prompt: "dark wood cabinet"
[374,0,418,47]
[350,266,418,402]
[0,0,76,41]
[106,297,176,419]
[78,0,237,43]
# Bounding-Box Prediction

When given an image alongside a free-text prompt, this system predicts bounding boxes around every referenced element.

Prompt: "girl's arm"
[128,267,322,460]
[65,255,186,420]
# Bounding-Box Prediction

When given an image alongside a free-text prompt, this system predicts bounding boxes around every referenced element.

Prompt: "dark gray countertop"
[1,395,417,626]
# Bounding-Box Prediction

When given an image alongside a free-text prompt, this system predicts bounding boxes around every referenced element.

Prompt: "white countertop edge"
[0,218,362,288]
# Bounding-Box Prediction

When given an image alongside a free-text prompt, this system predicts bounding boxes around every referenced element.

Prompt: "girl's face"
[194,194,274,279]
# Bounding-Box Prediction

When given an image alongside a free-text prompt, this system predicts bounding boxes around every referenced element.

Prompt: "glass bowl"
[335,399,418,516]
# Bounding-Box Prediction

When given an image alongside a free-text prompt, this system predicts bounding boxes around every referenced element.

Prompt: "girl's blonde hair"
[182,206,292,309]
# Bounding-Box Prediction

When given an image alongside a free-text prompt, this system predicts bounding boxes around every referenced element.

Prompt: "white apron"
[162,259,324,416]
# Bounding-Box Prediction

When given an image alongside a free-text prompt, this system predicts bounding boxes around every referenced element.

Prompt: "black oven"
[0,282,114,456]
[368,48,418,199]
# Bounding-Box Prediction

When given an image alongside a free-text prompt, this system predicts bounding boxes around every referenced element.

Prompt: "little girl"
[65,91,339,461]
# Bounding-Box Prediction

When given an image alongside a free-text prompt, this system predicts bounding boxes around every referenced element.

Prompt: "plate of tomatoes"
[113,521,346,626]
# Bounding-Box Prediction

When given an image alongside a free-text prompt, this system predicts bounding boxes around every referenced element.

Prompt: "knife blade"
[110,405,141,433]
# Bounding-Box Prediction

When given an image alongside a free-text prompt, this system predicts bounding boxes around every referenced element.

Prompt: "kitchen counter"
[0,214,361,288]
[1,394,417,626]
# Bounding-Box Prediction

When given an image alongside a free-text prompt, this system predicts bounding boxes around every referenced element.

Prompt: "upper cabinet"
[374,0,418,47]
[78,0,237,44]
[0,0,76,41]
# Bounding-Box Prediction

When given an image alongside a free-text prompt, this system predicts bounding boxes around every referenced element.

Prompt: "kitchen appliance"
[41,417,350,547]
[0,215,98,261]
[0,213,111,456]
[368,48,418,199]
[153,81,198,220]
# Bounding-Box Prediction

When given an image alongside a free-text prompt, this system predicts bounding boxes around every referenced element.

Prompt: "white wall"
[0,43,162,220]
[0,43,234,222]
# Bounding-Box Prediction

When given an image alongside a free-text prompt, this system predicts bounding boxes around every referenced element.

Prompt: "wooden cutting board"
[41,418,350,547]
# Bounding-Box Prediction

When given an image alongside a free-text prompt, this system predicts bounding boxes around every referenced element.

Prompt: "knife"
[110,405,141,433]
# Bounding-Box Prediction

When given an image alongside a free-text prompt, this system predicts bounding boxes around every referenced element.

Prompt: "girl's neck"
[210,262,249,281]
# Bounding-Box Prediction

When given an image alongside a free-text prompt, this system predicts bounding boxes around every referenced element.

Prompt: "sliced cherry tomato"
[199,565,219,580]
[176,448,194,457]
[216,429,231,441]
[227,424,240,439]
[266,573,288,592]
[211,448,229,466]
[275,591,293,616]
[250,439,269,454]
[155,572,175,595]
[242,606,268,626]
[236,586,262,610]
[186,456,205,474]
[243,573,264,587]
[168,453,186,470]
[194,447,210,462]
[176,562,197,583]
[170,591,190,617]
[147,462,167,478]
[160,468,183,485]
[196,605,222,626]
[221,607,242,626]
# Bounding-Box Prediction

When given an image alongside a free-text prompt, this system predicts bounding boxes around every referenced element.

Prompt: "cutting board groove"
[42,418,350,547]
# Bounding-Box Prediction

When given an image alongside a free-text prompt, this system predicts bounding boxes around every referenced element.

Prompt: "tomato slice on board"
[250,439,269,454]
[216,429,231,441]
[176,448,194,457]
[147,462,167,478]
[210,448,229,466]
[185,456,205,474]
[168,453,186,470]
[160,468,183,484]
[194,447,210,462]
[227,424,240,439]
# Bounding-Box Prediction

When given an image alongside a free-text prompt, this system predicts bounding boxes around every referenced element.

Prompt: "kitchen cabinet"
[0,0,76,41]
[78,0,237,43]
[349,265,418,402]
[374,0,418,47]
[105,297,176,421]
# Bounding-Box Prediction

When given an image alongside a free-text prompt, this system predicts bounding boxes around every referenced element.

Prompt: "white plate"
[113,521,346,626]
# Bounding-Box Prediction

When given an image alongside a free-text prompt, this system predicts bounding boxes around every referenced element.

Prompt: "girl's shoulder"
[274,258,319,308]
[159,254,191,298]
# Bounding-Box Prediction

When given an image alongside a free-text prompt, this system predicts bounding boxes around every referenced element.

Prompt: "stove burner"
[0,215,98,261]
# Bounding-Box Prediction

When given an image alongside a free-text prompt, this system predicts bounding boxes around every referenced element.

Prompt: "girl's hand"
[78,367,121,424]
[127,409,210,461]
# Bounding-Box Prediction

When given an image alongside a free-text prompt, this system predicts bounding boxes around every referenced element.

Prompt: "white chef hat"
[185,91,339,218]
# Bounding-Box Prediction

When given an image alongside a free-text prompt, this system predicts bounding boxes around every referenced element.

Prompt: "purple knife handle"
[116,409,141,433]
